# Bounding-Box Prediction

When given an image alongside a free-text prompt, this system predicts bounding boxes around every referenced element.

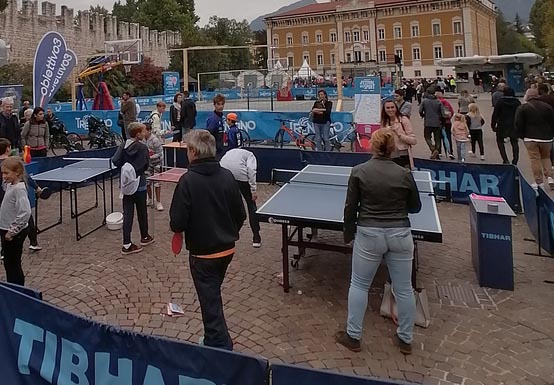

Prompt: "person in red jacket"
[435,89,455,159]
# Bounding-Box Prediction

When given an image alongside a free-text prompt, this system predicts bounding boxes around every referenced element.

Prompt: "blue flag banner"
[33,31,78,108]
[0,284,268,385]
[272,363,415,385]
[163,72,180,96]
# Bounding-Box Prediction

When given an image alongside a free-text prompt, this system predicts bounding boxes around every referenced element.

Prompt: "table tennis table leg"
[282,224,290,293]
[412,242,419,289]
[35,182,63,234]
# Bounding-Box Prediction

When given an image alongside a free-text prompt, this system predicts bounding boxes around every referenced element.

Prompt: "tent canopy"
[294,59,319,79]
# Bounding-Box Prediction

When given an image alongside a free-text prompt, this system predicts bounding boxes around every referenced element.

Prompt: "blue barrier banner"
[0,282,42,300]
[415,159,519,209]
[163,72,180,96]
[520,172,540,247]
[272,363,415,385]
[33,31,77,108]
[537,186,554,255]
[248,147,304,181]
[0,285,268,385]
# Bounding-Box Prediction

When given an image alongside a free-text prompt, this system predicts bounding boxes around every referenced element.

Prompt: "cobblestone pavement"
[3,97,554,385]
[3,178,552,385]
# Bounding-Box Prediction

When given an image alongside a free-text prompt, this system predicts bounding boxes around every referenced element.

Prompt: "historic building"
[264,0,498,79]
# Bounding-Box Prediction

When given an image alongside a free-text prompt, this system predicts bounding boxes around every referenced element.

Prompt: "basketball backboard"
[104,39,142,65]
[267,57,289,71]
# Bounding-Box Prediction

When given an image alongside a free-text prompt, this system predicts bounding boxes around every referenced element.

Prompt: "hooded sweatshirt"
[419,94,444,128]
[111,139,150,191]
[169,158,246,256]
[491,95,522,138]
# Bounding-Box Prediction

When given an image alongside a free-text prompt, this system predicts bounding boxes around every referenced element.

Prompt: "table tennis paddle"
[172,232,183,256]
[38,187,52,200]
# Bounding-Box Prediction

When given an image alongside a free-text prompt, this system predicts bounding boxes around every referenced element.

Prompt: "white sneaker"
[147,197,153,207]
[468,150,473,154]
[531,183,545,190]
[29,245,42,251]
[548,177,554,190]
[480,155,485,161]
[461,158,465,163]
[156,201,164,211]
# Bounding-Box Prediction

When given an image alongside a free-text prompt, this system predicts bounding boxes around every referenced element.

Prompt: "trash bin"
[469,194,516,290]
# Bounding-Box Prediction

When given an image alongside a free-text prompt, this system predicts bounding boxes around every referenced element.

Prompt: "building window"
[287,36,293,45]
[379,50,387,63]
[434,46,443,59]
[317,54,324,65]
[330,32,337,42]
[395,49,403,60]
[363,30,369,41]
[411,25,419,37]
[316,34,322,43]
[273,38,278,46]
[432,22,441,36]
[394,26,402,39]
[378,28,385,40]
[354,51,362,62]
[436,69,443,76]
[353,30,360,42]
[364,52,370,62]
[455,44,464,57]
[412,47,421,61]
[287,56,294,68]
[346,53,352,62]
[453,21,462,34]
[303,54,309,62]
[414,70,422,77]
[345,31,352,42]
[302,35,309,44]
[331,53,336,65]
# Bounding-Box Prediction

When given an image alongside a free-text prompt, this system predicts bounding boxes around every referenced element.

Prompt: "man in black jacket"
[181,90,197,137]
[514,88,554,189]
[491,87,521,165]
[170,129,246,350]
[0,98,21,152]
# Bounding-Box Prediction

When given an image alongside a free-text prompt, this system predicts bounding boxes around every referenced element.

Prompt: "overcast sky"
[44,0,300,26]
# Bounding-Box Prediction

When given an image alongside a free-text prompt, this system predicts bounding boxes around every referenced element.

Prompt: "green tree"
[0,0,8,12]
[136,0,192,32]
[128,57,164,96]
[252,29,268,69]
[529,0,549,48]
[496,11,541,55]
[0,63,33,101]
[514,13,523,34]
[542,1,554,66]
[112,0,141,23]
[90,5,109,15]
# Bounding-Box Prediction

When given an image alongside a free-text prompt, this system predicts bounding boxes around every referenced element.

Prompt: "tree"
[128,57,164,96]
[514,13,523,34]
[496,11,542,55]
[0,63,33,101]
[90,5,109,15]
[252,29,268,69]
[112,0,141,23]
[542,1,554,66]
[529,0,549,48]
[0,0,8,12]
[136,0,192,32]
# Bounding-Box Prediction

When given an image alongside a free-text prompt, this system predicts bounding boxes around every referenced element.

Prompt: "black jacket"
[491,96,521,138]
[181,98,197,129]
[343,157,421,243]
[514,99,554,141]
[0,113,21,150]
[169,158,246,255]
[311,100,332,124]
[111,140,150,189]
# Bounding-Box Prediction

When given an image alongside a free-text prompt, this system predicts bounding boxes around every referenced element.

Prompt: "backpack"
[120,162,140,196]
[144,112,160,127]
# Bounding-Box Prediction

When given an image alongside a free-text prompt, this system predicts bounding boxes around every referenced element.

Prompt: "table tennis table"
[32,158,116,241]
[163,142,188,169]
[256,164,443,292]
[147,167,188,185]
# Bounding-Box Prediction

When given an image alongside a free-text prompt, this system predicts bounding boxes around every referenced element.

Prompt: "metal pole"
[182,48,189,93]
[270,83,274,111]
[247,85,250,111]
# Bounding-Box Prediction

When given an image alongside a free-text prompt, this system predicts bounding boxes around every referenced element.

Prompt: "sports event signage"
[33,31,78,108]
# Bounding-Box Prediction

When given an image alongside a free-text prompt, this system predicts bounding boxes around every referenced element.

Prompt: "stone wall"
[0,0,181,68]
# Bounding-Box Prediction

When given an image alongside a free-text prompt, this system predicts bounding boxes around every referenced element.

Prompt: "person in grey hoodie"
[0,157,31,285]
[419,86,445,159]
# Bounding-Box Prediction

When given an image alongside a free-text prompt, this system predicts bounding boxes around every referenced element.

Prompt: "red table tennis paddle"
[172,232,183,256]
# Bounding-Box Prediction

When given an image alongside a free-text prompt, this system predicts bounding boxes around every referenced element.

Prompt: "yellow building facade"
[264,0,498,79]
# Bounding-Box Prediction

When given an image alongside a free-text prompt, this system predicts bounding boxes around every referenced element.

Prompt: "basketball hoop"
[124,64,132,75]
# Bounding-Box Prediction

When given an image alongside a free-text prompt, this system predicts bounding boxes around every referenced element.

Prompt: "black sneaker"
[252,234,262,248]
[393,333,412,355]
[122,243,143,255]
[334,330,361,352]
[140,235,155,246]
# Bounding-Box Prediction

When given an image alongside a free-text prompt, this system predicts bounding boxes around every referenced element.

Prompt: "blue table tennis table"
[256,164,443,292]
[32,158,116,241]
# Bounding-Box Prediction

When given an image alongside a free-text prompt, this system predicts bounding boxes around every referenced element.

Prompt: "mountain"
[249,0,535,31]
[249,0,317,31]
[494,0,535,23]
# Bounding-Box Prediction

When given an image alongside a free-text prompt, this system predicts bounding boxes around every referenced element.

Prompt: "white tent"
[294,59,319,79]
[265,64,291,87]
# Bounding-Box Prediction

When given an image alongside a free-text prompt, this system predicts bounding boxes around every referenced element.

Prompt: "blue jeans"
[456,141,467,161]
[347,226,415,344]
[313,122,330,151]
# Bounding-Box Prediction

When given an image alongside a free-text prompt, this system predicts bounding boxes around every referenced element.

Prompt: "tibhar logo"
[481,232,511,241]
[359,80,376,91]
[268,217,289,224]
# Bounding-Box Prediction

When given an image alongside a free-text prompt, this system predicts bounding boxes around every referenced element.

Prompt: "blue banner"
[272,363,415,385]
[0,284,268,385]
[33,31,78,108]
[0,85,24,108]
[537,186,554,255]
[353,77,381,94]
[163,72,180,96]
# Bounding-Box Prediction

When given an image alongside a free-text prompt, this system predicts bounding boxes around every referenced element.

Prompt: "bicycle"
[329,122,372,152]
[87,116,124,149]
[48,118,84,156]
[223,126,251,148]
[273,119,315,150]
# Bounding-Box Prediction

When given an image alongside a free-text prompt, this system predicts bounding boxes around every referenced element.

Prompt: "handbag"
[380,283,431,328]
